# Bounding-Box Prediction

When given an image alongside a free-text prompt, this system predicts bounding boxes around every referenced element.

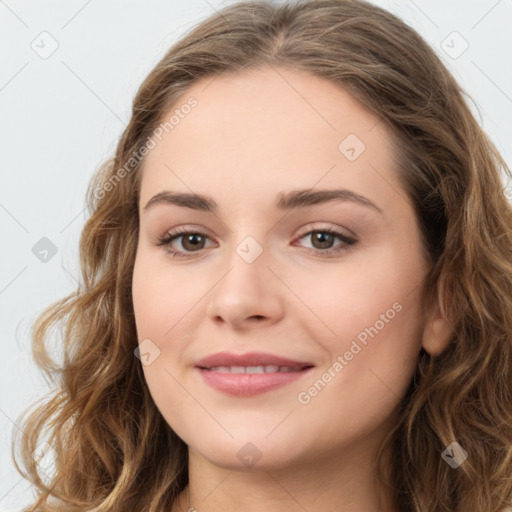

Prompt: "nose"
[205,245,285,330]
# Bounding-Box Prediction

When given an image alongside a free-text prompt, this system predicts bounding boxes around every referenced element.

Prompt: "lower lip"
[197,367,314,396]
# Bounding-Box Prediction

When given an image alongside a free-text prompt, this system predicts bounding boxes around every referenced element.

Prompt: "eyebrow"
[143,188,383,215]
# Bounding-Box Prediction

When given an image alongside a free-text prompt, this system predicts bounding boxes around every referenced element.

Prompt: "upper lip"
[195,351,314,369]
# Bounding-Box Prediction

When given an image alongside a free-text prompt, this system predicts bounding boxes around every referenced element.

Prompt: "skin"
[131,65,451,512]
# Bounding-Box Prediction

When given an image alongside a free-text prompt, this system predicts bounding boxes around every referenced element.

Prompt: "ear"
[421,294,453,357]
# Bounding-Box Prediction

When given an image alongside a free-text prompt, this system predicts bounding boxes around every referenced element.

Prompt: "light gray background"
[1,0,511,510]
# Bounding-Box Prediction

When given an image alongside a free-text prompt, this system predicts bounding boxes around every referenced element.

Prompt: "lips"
[195,351,315,396]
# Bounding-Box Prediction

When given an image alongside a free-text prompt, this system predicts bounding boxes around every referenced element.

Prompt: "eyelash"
[156,226,357,259]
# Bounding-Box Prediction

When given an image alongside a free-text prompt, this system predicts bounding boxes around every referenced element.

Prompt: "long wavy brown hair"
[12,0,512,510]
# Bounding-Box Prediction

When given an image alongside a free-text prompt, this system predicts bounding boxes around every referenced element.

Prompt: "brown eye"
[295,228,357,257]
[180,233,206,252]
[310,231,337,250]
[156,229,215,258]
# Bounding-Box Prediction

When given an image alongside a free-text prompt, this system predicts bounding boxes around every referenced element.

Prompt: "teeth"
[207,365,300,373]
[246,366,264,374]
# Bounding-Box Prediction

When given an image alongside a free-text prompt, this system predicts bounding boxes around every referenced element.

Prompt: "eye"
[156,227,214,258]
[156,225,357,258]
[293,227,357,256]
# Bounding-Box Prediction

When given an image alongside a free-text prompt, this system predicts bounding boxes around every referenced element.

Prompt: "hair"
[11,0,512,510]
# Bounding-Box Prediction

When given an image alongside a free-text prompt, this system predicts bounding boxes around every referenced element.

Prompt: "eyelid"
[295,222,357,240]
[158,222,356,241]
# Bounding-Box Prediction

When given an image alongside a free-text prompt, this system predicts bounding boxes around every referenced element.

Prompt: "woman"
[12,0,512,511]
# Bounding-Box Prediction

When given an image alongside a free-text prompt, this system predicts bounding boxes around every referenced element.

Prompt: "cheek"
[132,248,202,339]
[131,249,206,395]
[292,315,422,456]
[290,240,424,335]
[291,244,425,402]
[131,251,199,429]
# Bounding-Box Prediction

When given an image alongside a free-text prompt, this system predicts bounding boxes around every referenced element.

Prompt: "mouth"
[199,365,313,373]
[194,352,315,396]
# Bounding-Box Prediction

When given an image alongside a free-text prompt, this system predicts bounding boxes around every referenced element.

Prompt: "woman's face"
[132,66,439,470]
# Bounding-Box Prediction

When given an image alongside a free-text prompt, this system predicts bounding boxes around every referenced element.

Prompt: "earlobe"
[421,303,453,356]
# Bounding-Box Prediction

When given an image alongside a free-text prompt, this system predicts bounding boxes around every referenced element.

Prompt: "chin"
[188,435,314,472]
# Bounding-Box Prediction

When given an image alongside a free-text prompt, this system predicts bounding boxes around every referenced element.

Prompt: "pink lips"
[195,351,315,396]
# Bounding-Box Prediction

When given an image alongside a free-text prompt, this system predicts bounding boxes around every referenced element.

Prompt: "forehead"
[139,65,404,213]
